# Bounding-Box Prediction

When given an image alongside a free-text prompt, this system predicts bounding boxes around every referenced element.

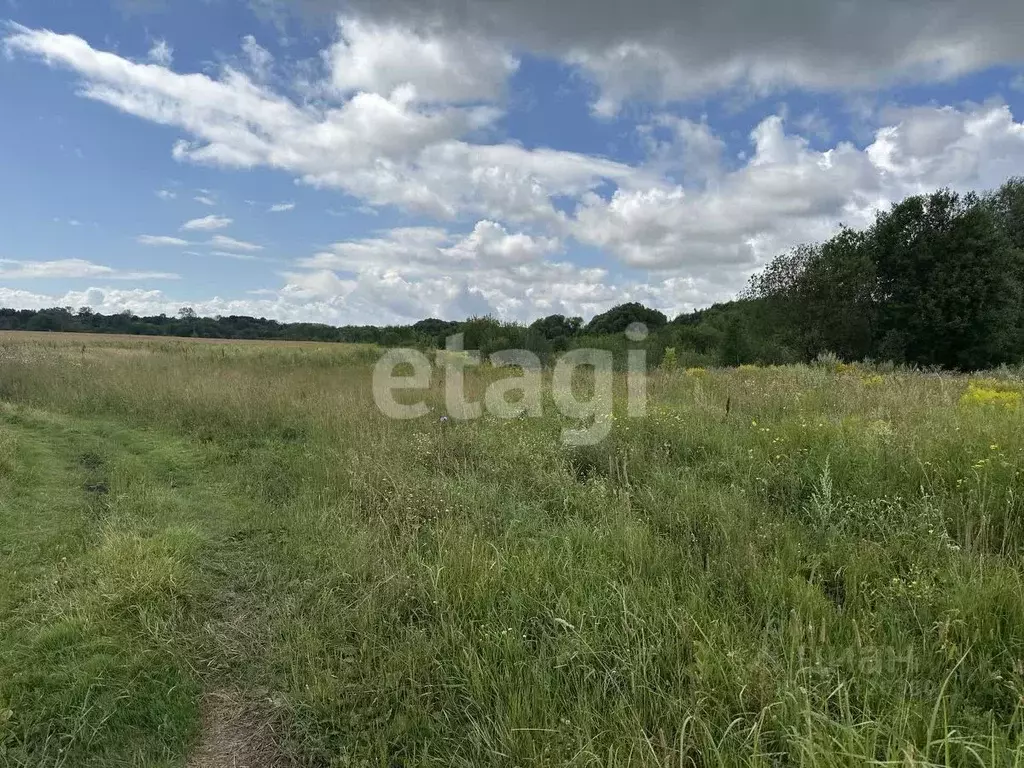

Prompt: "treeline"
[0,306,424,345]
[739,178,1024,369]
[4,177,1024,370]
[0,302,694,367]
[0,298,814,370]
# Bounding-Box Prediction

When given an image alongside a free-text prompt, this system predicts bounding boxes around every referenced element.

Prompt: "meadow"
[1,331,1023,766]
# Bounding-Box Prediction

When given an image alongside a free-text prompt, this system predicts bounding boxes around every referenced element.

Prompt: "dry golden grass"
[0,330,354,347]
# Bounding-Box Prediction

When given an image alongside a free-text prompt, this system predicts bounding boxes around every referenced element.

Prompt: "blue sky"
[2,0,1024,325]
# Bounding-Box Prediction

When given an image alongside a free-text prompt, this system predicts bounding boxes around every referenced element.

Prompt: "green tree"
[529,314,582,340]
[585,303,667,335]
[719,316,752,366]
[871,190,1020,368]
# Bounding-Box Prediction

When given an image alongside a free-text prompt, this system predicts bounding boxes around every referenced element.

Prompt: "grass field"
[1,332,1023,766]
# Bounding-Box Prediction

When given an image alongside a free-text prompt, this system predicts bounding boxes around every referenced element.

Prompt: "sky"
[2,0,1024,326]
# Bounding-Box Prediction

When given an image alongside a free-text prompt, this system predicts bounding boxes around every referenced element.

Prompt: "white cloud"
[286,222,641,323]
[194,195,216,206]
[793,110,834,142]
[3,25,627,225]
[155,189,177,200]
[570,33,1024,115]
[147,38,173,66]
[241,34,273,80]
[0,258,177,280]
[283,0,1024,113]
[268,202,295,212]
[0,252,745,325]
[640,115,726,186]
[574,103,1024,272]
[210,250,260,260]
[325,16,518,103]
[208,235,264,252]
[868,103,1024,189]
[0,286,265,319]
[182,214,232,230]
[275,244,733,323]
[445,220,560,266]
[300,222,559,276]
[8,20,1024,320]
[138,234,190,246]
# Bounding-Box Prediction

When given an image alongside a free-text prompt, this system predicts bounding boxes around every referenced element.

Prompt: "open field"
[1,333,1024,766]
[0,331,352,347]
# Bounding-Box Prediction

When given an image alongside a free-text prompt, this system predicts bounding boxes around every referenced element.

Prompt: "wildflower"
[960,383,1022,409]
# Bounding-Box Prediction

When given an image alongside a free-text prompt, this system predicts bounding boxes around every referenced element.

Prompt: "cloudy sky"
[2,0,1024,325]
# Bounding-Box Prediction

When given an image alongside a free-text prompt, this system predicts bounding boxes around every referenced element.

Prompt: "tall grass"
[0,333,1022,765]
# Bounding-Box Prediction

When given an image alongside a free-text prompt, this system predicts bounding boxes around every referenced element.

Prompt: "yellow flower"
[960,383,1022,409]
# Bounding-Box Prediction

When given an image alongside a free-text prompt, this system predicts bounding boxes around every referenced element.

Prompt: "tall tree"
[870,190,1020,368]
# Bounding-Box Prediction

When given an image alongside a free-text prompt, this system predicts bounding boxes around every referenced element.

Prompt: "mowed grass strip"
[0,334,1023,766]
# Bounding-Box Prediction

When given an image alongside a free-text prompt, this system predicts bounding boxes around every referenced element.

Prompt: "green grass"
[1,334,1023,765]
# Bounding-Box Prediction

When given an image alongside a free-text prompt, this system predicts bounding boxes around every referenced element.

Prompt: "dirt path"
[187,690,286,768]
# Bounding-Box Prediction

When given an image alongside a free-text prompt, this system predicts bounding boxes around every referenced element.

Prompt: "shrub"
[660,347,679,372]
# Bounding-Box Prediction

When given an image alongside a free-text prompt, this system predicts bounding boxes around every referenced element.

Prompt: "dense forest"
[4,178,1024,371]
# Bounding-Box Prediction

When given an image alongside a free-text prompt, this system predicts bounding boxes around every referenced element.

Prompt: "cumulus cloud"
[325,16,518,103]
[7,16,1024,321]
[867,103,1024,190]
[278,220,730,323]
[640,115,727,186]
[182,214,232,230]
[0,285,302,320]
[574,104,1024,271]
[281,0,1024,113]
[0,258,177,280]
[446,220,560,266]
[3,25,630,225]
[0,245,752,326]
[300,222,559,276]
